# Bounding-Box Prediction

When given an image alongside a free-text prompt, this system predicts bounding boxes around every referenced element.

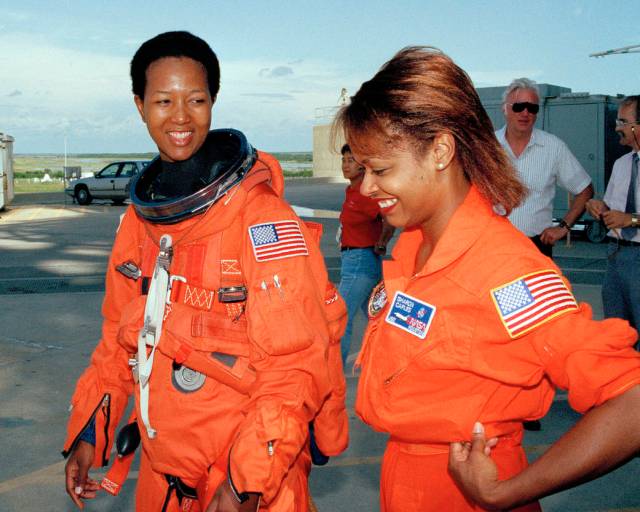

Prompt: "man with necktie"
[586,95,640,341]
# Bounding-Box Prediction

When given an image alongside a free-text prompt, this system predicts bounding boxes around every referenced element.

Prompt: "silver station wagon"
[65,160,149,205]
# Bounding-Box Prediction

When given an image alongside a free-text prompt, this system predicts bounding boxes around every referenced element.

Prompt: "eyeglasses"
[615,119,638,127]
[510,102,540,114]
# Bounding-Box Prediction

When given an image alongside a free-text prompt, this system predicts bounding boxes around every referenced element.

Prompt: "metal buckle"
[218,286,247,303]
[157,238,173,271]
[166,275,187,305]
[128,357,139,383]
[116,261,142,281]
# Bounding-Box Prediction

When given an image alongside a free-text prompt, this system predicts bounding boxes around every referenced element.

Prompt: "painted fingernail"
[473,421,484,434]
[75,486,83,494]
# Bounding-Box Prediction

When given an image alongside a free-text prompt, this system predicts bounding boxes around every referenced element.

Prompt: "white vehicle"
[66,161,149,205]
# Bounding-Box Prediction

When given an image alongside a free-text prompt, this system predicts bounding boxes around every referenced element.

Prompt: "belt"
[608,237,640,247]
[388,429,524,455]
[341,245,374,252]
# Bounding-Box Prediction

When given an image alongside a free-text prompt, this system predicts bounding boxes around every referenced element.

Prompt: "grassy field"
[11,152,313,193]
[13,180,64,193]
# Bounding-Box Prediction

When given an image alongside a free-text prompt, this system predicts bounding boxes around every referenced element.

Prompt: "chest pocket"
[247,273,315,356]
[373,291,473,388]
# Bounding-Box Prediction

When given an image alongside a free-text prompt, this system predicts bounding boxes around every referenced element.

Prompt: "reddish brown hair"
[333,47,526,213]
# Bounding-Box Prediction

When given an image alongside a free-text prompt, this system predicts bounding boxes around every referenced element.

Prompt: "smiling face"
[503,88,539,138]
[616,101,640,151]
[134,57,213,162]
[351,141,446,230]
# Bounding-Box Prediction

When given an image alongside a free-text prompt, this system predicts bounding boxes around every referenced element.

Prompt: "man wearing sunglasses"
[496,78,593,432]
[586,95,640,343]
[496,78,593,259]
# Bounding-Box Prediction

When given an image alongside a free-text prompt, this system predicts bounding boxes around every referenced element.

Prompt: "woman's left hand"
[206,480,260,512]
[448,422,503,510]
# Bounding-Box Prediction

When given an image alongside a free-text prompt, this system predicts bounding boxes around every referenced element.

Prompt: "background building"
[0,133,15,210]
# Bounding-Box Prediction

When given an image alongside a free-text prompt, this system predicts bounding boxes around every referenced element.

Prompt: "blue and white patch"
[385,291,436,339]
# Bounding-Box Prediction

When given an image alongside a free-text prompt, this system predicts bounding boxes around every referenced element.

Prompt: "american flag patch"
[491,270,578,338]
[248,220,308,262]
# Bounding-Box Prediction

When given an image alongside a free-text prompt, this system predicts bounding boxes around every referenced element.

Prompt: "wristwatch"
[557,219,571,230]
[631,213,639,228]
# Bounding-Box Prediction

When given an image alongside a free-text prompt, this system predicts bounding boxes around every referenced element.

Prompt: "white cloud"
[0,31,133,148]
[0,34,366,152]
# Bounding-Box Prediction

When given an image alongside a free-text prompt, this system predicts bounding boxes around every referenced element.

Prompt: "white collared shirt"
[496,127,592,237]
[603,151,640,243]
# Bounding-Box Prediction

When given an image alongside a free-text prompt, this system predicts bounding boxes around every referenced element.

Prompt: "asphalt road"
[0,184,638,511]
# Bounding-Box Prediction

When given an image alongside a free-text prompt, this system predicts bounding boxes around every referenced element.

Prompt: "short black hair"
[130,31,220,100]
[341,143,351,155]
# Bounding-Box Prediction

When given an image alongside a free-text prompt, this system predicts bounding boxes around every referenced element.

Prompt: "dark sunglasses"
[510,102,539,114]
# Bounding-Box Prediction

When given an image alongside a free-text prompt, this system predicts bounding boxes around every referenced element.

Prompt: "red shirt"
[339,185,382,247]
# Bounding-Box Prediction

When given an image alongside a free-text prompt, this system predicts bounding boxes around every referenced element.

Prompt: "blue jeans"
[602,242,640,346]
[338,248,382,365]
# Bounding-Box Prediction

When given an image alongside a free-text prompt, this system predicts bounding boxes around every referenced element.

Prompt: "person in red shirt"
[338,144,394,365]
[334,46,640,511]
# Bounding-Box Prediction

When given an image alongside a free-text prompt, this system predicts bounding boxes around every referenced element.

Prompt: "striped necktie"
[622,152,638,240]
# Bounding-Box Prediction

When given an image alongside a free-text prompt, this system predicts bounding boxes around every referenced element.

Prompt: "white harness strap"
[137,234,173,439]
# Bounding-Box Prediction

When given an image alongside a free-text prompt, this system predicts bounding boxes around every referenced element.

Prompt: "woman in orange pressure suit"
[335,47,640,511]
[62,31,346,512]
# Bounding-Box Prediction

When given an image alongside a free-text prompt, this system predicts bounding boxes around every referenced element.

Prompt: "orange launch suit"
[356,185,640,511]
[62,152,348,511]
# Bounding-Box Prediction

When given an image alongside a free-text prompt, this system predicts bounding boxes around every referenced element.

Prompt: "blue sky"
[1,0,638,154]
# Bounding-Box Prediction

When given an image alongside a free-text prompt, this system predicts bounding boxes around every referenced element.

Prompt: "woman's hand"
[448,422,503,510]
[451,386,640,509]
[206,479,260,512]
[64,440,100,509]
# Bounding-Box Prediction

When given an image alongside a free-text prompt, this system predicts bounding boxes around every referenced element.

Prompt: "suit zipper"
[61,392,110,459]
[101,394,111,466]
[384,368,407,386]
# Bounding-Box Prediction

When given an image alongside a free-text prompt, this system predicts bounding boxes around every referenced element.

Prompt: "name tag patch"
[385,291,436,339]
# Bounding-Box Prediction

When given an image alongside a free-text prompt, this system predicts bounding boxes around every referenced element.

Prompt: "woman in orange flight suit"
[62,31,346,512]
[334,47,640,511]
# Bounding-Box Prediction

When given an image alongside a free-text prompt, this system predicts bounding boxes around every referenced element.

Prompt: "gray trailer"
[477,84,627,242]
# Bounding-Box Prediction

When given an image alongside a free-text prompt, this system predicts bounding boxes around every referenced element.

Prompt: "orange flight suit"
[62,152,345,511]
[356,185,640,511]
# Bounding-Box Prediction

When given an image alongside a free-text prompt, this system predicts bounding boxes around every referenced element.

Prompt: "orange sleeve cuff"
[229,403,308,504]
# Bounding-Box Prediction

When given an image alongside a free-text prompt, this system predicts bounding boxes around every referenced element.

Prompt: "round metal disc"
[172,364,206,393]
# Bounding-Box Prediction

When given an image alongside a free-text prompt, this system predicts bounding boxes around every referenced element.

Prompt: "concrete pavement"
[0,187,638,511]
